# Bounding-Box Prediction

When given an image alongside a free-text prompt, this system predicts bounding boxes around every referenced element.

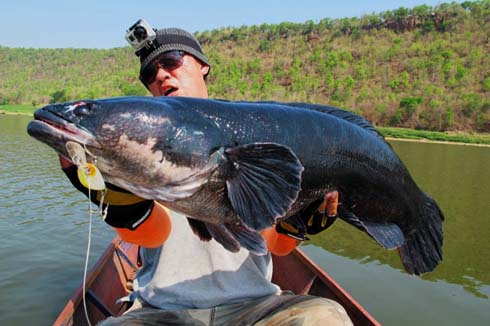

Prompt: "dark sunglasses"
[139,51,185,85]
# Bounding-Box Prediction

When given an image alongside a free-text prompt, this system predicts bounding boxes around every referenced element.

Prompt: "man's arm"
[61,155,337,253]
[114,202,171,248]
[60,156,171,247]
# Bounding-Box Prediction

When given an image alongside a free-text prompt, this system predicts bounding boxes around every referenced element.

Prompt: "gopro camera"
[125,19,156,52]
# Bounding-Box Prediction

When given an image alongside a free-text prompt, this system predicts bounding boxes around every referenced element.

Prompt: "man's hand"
[276,191,339,241]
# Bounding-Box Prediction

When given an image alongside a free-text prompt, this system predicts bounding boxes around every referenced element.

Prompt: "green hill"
[1,1,489,132]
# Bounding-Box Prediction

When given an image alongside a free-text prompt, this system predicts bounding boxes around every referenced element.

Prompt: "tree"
[50,89,68,103]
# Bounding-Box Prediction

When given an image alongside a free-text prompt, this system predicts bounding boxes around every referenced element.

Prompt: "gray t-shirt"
[133,211,281,310]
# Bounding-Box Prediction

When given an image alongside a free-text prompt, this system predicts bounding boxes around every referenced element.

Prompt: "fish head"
[27,100,101,160]
[27,96,226,200]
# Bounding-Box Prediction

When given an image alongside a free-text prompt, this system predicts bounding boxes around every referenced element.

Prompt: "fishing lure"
[65,141,106,191]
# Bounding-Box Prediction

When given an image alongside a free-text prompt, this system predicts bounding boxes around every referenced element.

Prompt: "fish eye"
[74,102,98,116]
[74,105,91,116]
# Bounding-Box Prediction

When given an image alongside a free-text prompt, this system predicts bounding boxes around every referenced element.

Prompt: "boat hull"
[54,237,379,326]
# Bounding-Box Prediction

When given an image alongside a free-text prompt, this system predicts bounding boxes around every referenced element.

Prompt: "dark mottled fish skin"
[27,96,444,275]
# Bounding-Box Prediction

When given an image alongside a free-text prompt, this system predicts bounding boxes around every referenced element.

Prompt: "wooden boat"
[54,237,380,325]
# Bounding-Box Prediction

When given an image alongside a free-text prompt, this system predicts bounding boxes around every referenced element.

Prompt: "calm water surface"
[1,115,489,325]
[0,115,114,325]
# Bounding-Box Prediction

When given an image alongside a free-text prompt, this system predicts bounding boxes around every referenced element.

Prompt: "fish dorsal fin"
[222,99,383,138]
[284,102,384,139]
[338,206,405,249]
[223,142,303,231]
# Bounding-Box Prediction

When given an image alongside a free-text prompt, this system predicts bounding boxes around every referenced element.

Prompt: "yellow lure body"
[66,141,106,191]
[77,163,106,190]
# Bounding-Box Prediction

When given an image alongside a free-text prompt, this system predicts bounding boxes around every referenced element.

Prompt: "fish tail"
[398,193,444,275]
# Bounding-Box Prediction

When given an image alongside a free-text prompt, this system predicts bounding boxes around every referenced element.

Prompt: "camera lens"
[134,26,147,42]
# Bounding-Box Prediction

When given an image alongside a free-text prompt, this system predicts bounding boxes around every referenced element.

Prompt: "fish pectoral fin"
[222,142,304,230]
[338,207,404,249]
[187,218,212,242]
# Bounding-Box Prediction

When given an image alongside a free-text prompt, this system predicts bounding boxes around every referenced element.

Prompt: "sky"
[1,0,460,49]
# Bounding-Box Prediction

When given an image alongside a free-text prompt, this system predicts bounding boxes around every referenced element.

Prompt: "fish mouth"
[27,109,99,156]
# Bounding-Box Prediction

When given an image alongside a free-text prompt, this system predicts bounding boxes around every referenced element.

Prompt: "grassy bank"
[377,127,490,146]
[2,2,490,133]
[0,104,36,115]
[2,103,489,146]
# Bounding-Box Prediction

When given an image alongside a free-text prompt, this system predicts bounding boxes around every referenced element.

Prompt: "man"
[61,26,352,325]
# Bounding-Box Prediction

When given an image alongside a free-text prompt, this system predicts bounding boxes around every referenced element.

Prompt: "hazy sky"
[1,0,458,48]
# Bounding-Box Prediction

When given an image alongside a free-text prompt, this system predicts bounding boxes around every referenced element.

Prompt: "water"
[1,115,489,325]
[0,115,114,325]
[300,140,490,325]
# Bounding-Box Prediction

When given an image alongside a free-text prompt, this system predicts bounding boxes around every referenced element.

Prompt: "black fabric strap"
[62,166,154,230]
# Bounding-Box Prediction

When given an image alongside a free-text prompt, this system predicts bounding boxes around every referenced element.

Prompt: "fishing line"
[67,142,106,326]
[82,186,108,326]
[65,141,107,324]
[82,187,94,326]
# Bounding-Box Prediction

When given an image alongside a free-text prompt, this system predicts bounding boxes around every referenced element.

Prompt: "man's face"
[147,53,209,99]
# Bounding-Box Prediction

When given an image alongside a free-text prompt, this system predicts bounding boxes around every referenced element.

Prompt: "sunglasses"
[139,51,185,85]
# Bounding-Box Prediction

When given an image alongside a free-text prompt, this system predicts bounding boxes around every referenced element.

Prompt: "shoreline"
[0,110,33,116]
[385,137,490,148]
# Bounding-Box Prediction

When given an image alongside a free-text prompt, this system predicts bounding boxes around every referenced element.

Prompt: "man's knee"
[302,297,353,326]
[256,297,353,326]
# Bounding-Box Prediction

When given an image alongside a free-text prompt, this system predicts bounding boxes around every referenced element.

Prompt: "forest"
[0,1,489,132]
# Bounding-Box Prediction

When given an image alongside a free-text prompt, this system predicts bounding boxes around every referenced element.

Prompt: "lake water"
[1,115,489,325]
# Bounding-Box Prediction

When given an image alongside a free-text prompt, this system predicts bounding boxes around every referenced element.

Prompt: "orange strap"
[114,202,171,248]
[261,227,299,256]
